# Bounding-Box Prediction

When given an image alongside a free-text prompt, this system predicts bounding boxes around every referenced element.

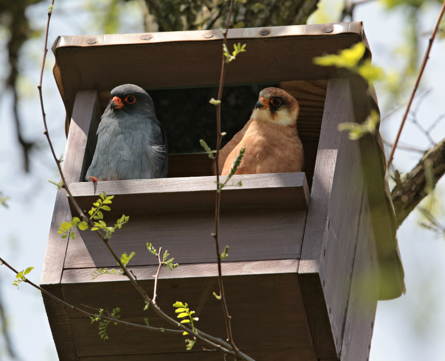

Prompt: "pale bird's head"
[251,87,299,126]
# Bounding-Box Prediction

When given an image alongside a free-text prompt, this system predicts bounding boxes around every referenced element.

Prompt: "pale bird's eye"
[270,97,281,107]
[125,95,136,104]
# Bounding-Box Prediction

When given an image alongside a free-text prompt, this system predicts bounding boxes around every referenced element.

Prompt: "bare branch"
[391,138,445,227]
[211,1,241,359]
[387,0,445,167]
[152,247,162,304]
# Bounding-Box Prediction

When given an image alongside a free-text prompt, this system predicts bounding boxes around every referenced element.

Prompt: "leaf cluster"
[223,43,247,63]
[58,192,129,240]
[173,301,199,350]
[147,243,178,271]
[89,308,121,340]
[12,267,34,289]
[313,43,383,84]
[338,110,381,140]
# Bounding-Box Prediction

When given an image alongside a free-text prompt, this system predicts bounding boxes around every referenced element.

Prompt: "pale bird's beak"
[111,96,124,109]
[254,97,269,110]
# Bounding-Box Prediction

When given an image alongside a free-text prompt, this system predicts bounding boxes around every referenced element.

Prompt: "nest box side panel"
[340,192,379,361]
[41,90,100,360]
[298,78,364,359]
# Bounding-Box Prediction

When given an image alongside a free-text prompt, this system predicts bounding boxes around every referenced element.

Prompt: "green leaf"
[199,139,215,159]
[175,308,186,313]
[24,267,34,275]
[177,312,188,318]
[101,205,111,211]
[70,232,76,239]
[180,319,191,323]
[144,318,149,326]
[221,245,229,260]
[173,301,185,308]
[209,98,221,106]
[183,331,189,335]
[213,292,221,300]
[144,301,150,311]
[313,42,366,69]
[78,222,89,231]
[96,211,104,220]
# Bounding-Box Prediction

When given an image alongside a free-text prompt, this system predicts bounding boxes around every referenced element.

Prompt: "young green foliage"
[337,110,381,140]
[313,42,383,84]
[0,191,10,208]
[217,147,245,192]
[221,245,229,260]
[147,243,179,271]
[12,267,34,289]
[224,42,247,63]
[58,217,81,239]
[91,267,124,280]
[208,98,221,106]
[89,308,121,341]
[199,139,215,159]
[173,301,199,350]
[47,179,64,189]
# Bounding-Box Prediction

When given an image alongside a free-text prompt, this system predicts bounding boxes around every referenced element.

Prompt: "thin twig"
[387,0,445,168]
[408,112,436,145]
[0,258,181,335]
[153,247,163,304]
[212,0,240,359]
[383,139,426,154]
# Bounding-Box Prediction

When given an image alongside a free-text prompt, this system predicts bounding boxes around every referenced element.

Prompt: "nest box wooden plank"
[41,22,404,361]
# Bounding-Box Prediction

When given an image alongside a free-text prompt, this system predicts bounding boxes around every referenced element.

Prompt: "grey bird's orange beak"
[111,96,124,109]
[255,97,269,109]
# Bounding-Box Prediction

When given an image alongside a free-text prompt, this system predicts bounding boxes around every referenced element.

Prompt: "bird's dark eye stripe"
[125,95,136,104]
[270,97,282,106]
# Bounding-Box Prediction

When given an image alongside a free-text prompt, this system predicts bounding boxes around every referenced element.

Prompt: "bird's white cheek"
[251,108,296,126]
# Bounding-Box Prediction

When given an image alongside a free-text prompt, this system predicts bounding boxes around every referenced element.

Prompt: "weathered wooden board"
[340,194,379,361]
[79,347,317,361]
[60,262,315,359]
[298,78,363,359]
[63,208,307,269]
[69,172,309,214]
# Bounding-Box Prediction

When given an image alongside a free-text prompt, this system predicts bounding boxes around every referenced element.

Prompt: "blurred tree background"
[0,0,444,360]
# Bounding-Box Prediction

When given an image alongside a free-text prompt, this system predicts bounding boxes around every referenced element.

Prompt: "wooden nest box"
[41,22,405,361]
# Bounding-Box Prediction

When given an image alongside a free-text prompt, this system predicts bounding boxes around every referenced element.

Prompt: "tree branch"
[387,0,445,167]
[391,138,445,227]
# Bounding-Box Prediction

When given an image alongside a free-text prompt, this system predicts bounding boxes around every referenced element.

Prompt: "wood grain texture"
[54,33,362,123]
[64,91,100,183]
[340,194,379,361]
[62,259,299,284]
[298,79,363,359]
[79,347,317,361]
[69,172,309,216]
[40,190,72,285]
[41,284,79,361]
[63,208,307,269]
[61,271,314,359]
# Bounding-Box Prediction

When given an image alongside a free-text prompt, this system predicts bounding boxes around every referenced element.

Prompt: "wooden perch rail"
[392,138,445,227]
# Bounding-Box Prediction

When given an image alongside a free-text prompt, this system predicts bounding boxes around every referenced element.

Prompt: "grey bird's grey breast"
[85,110,168,181]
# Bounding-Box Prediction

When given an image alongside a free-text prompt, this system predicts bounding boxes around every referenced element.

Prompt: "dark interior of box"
[84,80,327,189]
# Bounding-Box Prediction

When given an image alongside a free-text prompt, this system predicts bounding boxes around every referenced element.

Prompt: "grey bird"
[85,84,168,181]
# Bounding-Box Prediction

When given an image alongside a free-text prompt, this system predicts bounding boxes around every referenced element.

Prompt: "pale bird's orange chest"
[220,119,304,175]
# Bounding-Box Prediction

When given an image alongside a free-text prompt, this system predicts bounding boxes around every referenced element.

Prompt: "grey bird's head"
[107,84,156,118]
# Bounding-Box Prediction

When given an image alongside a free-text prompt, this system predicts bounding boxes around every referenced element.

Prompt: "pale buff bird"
[218,87,304,175]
